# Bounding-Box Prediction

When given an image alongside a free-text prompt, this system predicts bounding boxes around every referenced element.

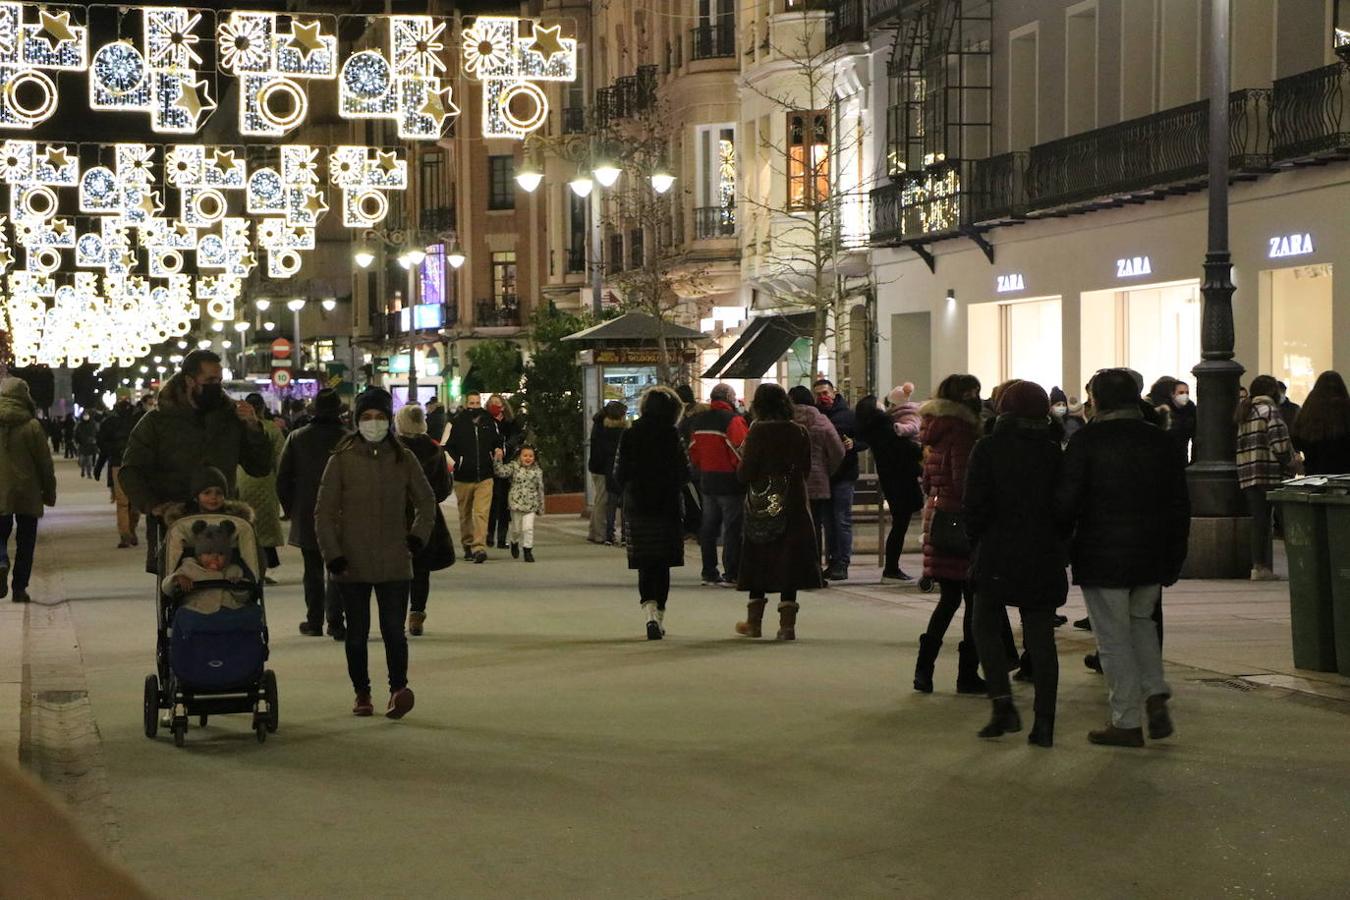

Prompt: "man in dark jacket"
[684,383,748,586]
[98,400,141,548]
[277,389,348,638]
[587,400,627,544]
[426,400,448,443]
[1056,368,1190,749]
[119,350,273,571]
[446,392,502,562]
[813,379,866,581]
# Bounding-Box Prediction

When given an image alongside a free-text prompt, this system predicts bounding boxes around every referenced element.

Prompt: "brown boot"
[407,611,426,636]
[1088,724,1145,747]
[352,692,374,717]
[776,600,800,641]
[736,598,767,637]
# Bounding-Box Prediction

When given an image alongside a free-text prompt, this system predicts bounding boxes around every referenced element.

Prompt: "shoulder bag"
[743,473,790,545]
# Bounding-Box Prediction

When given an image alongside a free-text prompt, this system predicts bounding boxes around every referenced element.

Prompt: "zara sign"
[1116,256,1152,278]
[996,273,1025,293]
[1268,233,1314,259]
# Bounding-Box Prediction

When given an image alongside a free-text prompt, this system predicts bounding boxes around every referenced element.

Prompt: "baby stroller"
[142,512,278,747]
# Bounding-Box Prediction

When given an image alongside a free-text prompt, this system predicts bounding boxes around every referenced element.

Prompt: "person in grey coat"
[277,388,348,639]
[315,388,435,720]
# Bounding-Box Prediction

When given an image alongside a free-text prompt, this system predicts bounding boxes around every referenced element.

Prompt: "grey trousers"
[1082,584,1171,729]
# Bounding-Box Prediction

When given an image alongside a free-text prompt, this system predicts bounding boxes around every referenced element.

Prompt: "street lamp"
[321,298,337,312]
[354,242,376,269]
[516,161,544,193]
[569,173,594,197]
[255,298,270,311]
[210,320,224,332]
[650,169,676,194]
[287,298,305,375]
[398,247,427,269]
[446,240,466,269]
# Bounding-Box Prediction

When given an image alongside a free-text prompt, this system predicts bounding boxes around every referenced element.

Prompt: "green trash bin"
[1312,479,1350,677]
[1268,481,1337,672]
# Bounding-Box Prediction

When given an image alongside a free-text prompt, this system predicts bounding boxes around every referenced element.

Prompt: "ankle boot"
[654,606,666,637]
[1028,713,1055,748]
[978,696,1022,738]
[913,634,941,693]
[955,641,987,694]
[642,600,662,641]
[776,600,799,641]
[736,598,767,637]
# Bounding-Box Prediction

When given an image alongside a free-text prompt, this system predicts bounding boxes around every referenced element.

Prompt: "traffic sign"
[272,368,292,388]
[270,338,292,359]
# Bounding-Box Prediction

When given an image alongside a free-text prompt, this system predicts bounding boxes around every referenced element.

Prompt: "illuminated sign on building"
[996,273,1025,293]
[1268,233,1314,259]
[1116,256,1152,278]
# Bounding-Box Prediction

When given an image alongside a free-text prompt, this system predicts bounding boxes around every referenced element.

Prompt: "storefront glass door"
[968,296,1063,392]
[1080,280,1200,392]
[1261,265,1333,404]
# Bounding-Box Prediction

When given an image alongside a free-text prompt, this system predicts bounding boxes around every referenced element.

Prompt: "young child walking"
[492,445,545,562]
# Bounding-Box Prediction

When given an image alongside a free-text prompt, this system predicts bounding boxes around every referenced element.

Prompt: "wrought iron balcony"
[970,152,1028,224]
[694,206,737,239]
[476,298,522,328]
[689,25,735,61]
[1025,88,1272,211]
[827,0,867,47]
[869,0,901,24]
[419,205,456,234]
[870,161,968,245]
[1272,61,1350,160]
[561,106,587,134]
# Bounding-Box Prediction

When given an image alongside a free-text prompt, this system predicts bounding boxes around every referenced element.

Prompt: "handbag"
[743,474,790,545]
[414,507,457,571]
[928,503,970,556]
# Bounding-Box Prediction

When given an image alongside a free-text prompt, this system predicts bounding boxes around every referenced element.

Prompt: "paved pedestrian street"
[5,462,1349,898]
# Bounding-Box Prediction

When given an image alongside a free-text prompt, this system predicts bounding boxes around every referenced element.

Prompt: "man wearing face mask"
[445,392,503,563]
[119,349,273,572]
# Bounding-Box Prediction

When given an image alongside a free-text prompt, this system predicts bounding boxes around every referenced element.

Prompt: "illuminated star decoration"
[88,7,214,133]
[462,17,577,139]
[43,146,69,169]
[218,12,337,138]
[0,2,89,128]
[338,15,458,139]
[302,188,328,218]
[329,145,407,228]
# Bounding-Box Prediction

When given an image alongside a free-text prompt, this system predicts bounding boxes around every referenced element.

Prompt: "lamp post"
[287,298,306,377]
[1186,0,1246,576]
[399,246,426,403]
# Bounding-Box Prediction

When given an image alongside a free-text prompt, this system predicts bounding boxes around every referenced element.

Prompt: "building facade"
[869,0,1350,405]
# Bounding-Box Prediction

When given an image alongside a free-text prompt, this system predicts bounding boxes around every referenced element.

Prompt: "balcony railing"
[694,206,737,239]
[689,25,735,61]
[827,0,866,47]
[419,205,456,234]
[1025,88,1271,211]
[869,0,900,24]
[970,152,1028,224]
[476,299,521,328]
[870,161,968,245]
[561,106,587,134]
[1271,61,1350,160]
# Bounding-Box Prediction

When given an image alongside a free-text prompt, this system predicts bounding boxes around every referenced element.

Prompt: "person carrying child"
[887,382,923,442]
[492,444,545,562]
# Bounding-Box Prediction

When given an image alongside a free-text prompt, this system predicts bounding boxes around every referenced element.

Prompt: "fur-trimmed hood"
[919,397,981,427]
[161,499,255,527]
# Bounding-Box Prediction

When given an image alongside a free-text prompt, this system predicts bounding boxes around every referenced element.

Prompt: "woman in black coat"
[855,396,924,582]
[964,381,1068,747]
[735,383,823,641]
[613,386,689,641]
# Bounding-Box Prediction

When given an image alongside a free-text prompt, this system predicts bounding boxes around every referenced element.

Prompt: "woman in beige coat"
[0,377,56,603]
[316,388,435,719]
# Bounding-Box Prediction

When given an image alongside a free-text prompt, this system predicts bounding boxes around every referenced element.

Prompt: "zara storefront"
[875,163,1350,405]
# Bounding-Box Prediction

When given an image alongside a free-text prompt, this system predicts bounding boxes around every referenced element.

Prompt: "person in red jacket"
[683,383,749,586]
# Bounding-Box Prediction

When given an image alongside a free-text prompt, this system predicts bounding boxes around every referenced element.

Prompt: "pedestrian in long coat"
[0,377,56,603]
[964,381,1068,747]
[788,385,844,568]
[236,393,286,572]
[613,386,689,641]
[735,383,823,641]
[855,395,924,582]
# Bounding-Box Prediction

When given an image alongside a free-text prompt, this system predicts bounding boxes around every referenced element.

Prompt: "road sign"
[270,338,292,359]
[272,368,292,389]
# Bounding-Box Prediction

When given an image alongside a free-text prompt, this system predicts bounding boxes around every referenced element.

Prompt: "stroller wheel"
[263,670,279,733]
[918,576,936,594]
[172,719,187,747]
[254,719,267,744]
[142,675,159,739]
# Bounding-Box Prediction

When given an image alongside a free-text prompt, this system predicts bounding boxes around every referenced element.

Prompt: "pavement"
[4,460,1349,899]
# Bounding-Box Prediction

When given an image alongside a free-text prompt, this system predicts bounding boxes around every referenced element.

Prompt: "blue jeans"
[822,481,855,567]
[699,493,743,581]
[1082,584,1171,729]
[0,514,38,593]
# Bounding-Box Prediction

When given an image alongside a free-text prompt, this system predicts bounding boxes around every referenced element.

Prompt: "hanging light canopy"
[650,170,676,194]
[286,298,306,312]
[353,242,376,269]
[321,298,337,311]
[569,174,593,198]
[592,161,621,188]
[255,298,270,311]
[515,155,544,193]
[446,240,466,269]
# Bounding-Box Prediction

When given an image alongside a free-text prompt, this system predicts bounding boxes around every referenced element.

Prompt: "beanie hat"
[190,519,237,561]
[396,403,427,435]
[189,466,229,499]
[602,400,627,420]
[313,388,342,418]
[997,380,1051,420]
[1049,386,1068,406]
[354,387,393,420]
[886,382,915,407]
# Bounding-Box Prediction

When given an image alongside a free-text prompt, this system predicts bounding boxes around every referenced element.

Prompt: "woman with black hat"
[316,388,436,718]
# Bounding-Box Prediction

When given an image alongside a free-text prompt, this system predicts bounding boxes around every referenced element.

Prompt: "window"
[488,156,515,210]
[697,124,737,209]
[608,233,625,271]
[491,251,517,303]
[787,111,829,209]
[629,228,645,269]
[1064,2,1097,135]
[1009,24,1038,152]
[567,191,587,272]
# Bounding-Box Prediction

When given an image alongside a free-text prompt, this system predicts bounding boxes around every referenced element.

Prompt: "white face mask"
[1051,404,1068,417]
[358,419,389,443]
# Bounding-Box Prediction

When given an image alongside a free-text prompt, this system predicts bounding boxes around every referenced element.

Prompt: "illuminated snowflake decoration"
[0,2,88,128]
[218,12,337,137]
[89,8,215,134]
[338,15,457,140]
[328,145,406,229]
[461,17,576,139]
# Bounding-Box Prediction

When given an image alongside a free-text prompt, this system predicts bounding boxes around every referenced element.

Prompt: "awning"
[703,313,816,379]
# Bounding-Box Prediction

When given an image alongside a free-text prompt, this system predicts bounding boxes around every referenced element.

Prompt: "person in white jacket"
[492,444,546,562]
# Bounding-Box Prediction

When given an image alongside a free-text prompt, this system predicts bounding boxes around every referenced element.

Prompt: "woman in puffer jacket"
[788,385,845,564]
[316,388,435,720]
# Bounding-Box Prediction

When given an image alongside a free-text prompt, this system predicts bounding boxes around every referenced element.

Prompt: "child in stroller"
[161,519,252,614]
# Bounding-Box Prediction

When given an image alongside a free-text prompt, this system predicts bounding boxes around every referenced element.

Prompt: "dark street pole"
[1187,0,1247,559]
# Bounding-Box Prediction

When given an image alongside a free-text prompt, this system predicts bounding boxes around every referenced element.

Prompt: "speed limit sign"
[272,368,292,389]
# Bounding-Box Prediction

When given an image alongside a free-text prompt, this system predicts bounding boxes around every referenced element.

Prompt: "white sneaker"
[1250,566,1279,582]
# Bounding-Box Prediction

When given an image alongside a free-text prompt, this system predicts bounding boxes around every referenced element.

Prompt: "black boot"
[1013,649,1034,682]
[912,634,941,693]
[1028,714,1055,748]
[978,696,1022,738]
[956,641,987,694]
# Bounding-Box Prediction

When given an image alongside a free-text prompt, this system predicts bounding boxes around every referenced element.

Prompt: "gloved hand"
[326,556,349,576]
[406,536,424,555]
